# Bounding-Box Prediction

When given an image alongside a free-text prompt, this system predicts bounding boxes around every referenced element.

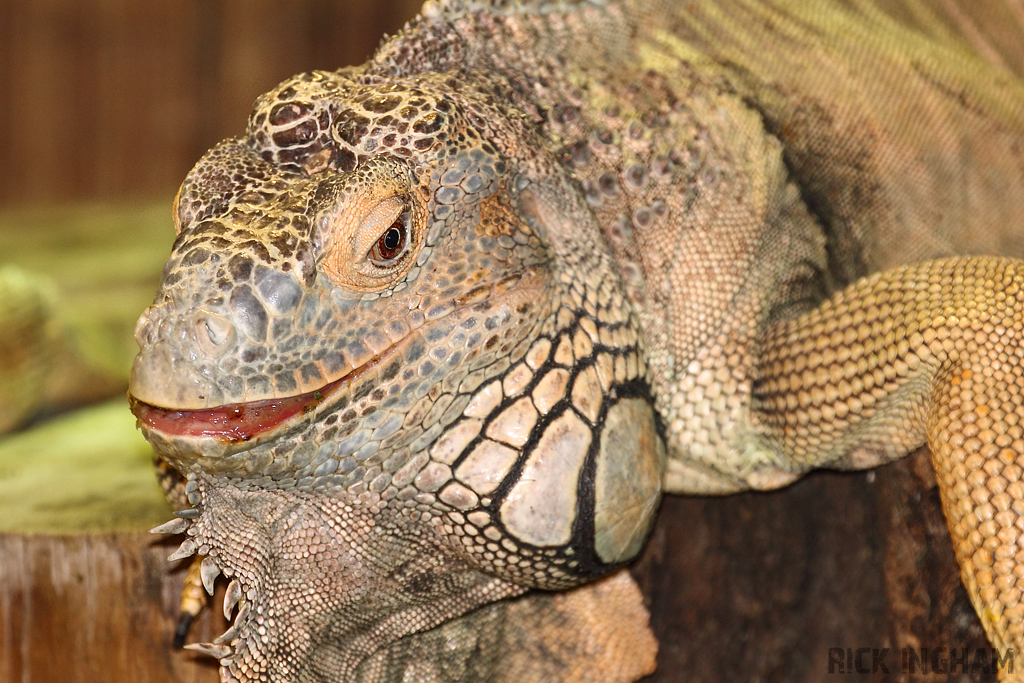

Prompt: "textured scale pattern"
[755,257,1024,654]
[131,0,1024,680]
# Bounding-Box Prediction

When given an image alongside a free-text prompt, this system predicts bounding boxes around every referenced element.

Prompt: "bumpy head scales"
[131,21,666,680]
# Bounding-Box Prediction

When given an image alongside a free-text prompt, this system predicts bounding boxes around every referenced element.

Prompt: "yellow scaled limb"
[755,256,1024,677]
[175,555,210,649]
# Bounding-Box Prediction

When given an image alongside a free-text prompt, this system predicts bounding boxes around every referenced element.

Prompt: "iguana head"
[130,57,665,680]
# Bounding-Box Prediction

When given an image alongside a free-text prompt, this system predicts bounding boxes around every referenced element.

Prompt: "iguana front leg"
[754,256,1024,674]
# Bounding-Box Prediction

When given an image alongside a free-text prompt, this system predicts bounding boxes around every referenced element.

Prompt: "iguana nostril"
[196,313,236,355]
[229,285,269,342]
[205,316,232,345]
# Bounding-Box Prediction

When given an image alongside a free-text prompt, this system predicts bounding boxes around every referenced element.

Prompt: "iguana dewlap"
[131,0,1024,680]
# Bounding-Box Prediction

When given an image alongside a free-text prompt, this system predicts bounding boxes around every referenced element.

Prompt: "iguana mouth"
[129,350,389,444]
[129,271,536,448]
[131,383,328,444]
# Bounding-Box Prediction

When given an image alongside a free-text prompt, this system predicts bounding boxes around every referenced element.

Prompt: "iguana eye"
[369,214,408,264]
[318,193,421,290]
[315,158,423,291]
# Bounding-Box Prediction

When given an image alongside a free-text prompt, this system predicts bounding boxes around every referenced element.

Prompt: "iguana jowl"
[130,0,1024,680]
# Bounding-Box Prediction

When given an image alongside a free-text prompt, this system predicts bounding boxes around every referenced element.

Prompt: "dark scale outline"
[430,306,655,585]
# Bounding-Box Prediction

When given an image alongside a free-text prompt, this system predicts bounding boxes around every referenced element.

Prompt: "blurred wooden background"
[2,0,1024,207]
[0,2,1022,681]
[0,0,422,207]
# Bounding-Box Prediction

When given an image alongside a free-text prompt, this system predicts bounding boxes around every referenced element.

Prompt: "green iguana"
[131,0,1024,680]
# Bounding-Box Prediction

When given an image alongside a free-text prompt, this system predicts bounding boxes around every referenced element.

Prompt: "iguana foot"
[153,494,658,683]
[150,514,214,648]
[154,474,530,682]
[151,456,211,647]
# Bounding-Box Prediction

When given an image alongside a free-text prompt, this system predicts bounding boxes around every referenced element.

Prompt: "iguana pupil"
[376,222,404,260]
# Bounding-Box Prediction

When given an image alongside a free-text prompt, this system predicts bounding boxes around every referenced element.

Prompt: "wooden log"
[0,534,225,683]
[633,449,995,682]
[0,400,226,682]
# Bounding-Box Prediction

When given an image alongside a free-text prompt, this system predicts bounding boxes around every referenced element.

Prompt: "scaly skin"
[132,0,1024,680]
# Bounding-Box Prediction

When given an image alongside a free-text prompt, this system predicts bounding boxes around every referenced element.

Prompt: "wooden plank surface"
[0,533,224,683]
[633,449,994,682]
[0,0,422,205]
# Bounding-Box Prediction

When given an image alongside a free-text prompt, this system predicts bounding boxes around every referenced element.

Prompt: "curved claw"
[184,642,232,659]
[234,604,251,629]
[172,612,196,649]
[174,555,209,648]
[167,538,198,562]
[149,517,189,535]
[223,579,242,619]
[200,556,220,595]
[214,622,241,645]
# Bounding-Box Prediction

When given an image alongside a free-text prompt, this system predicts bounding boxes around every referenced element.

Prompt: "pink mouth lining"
[130,385,330,443]
[128,362,369,444]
